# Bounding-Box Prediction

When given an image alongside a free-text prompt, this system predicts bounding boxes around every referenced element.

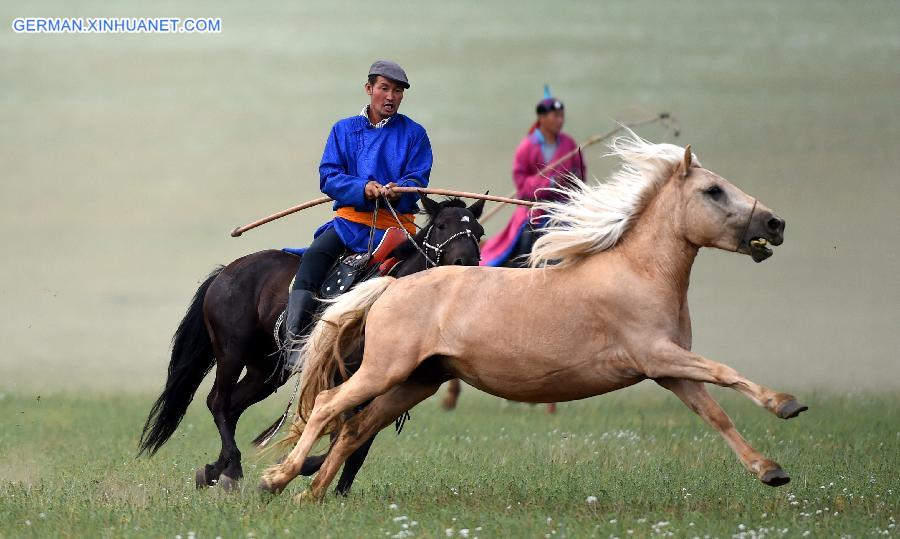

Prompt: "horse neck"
[391,228,430,277]
[612,179,698,294]
[393,251,427,276]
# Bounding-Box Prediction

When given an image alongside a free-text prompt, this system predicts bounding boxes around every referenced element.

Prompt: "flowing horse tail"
[138,266,224,456]
[273,276,395,451]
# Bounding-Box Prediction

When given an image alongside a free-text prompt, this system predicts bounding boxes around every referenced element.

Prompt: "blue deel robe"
[312,113,433,253]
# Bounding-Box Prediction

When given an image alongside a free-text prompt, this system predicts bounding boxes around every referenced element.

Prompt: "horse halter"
[423,222,481,267]
[736,197,759,252]
[379,194,481,268]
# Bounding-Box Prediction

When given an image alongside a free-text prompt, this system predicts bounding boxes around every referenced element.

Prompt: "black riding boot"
[283,289,317,373]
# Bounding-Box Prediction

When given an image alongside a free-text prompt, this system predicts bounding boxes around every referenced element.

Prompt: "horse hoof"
[217,474,238,492]
[441,398,456,411]
[759,466,791,487]
[776,399,808,419]
[293,489,318,505]
[258,477,281,495]
[195,468,207,489]
[195,466,216,489]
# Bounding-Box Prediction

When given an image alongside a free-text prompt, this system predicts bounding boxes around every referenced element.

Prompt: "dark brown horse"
[138,196,485,492]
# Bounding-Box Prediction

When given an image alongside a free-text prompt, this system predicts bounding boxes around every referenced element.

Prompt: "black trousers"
[292,227,346,292]
[501,224,540,268]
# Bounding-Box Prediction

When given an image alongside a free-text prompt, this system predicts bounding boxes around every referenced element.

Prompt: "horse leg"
[293,422,377,495]
[657,378,791,486]
[300,379,441,502]
[198,348,244,489]
[546,403,557,414]
[293,430,339,477]
[442,379,461,410]
[258,366,407,495]
[214,364,281,490]
[298,411,376,488]
[645,342,808,419]
[334,434,377,496]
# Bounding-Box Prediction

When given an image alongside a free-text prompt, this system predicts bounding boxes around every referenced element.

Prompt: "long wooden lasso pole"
[230,187,533,237]
[230,113,674,237]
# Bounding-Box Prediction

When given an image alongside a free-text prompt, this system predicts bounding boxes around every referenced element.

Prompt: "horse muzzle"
[738,205,785,263]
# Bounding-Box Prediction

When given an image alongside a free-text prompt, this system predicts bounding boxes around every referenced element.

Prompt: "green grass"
[1,389,896,538]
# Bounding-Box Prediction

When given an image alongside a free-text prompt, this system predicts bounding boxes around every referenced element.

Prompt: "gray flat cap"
[368,60,410,89]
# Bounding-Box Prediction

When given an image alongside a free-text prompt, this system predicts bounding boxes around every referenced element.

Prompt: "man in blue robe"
[285,60,433,369]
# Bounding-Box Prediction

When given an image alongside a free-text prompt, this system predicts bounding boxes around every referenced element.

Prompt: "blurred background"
[1,0,898,393]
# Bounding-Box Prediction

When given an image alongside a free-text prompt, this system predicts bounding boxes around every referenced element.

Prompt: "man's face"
[365,76,405,121]
[538,109,565,137]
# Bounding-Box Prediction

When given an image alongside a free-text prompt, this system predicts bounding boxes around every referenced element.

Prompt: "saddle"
[318,227,407,299]
[276,227,408,350]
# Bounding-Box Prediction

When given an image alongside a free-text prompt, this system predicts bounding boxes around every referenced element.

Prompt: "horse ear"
[420,194,441,216]
[682,144,693,177]
[468,193,488,219]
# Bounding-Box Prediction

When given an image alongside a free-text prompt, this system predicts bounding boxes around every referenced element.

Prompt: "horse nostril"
[453,258,464,266]
[767,217,785,233]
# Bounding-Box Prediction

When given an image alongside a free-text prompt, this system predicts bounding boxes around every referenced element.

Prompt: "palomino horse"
[260,134,806,500]
[138,196,485,491]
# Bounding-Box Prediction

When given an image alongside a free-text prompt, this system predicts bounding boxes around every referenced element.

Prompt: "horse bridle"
[736,197,759,252]
[380,194,481,267]
[423,225,481,266]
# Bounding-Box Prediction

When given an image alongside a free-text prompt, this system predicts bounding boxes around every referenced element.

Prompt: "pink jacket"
[481,131,585,266]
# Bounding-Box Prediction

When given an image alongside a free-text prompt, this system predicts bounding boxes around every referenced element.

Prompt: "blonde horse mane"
[529,132,700,267]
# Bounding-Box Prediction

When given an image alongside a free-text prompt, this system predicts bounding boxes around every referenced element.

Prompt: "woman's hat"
[536,85,564,114]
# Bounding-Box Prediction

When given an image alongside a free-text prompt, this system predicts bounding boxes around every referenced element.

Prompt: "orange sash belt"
[335,207,416,235]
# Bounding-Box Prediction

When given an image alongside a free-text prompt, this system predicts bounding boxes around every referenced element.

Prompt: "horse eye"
[436,223,447,230]
[705,185,723,197]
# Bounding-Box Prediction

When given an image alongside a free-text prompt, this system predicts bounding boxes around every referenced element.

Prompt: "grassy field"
[0,389,897,538]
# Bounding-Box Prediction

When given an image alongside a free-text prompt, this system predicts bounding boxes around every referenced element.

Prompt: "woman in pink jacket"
[481,91,586,267]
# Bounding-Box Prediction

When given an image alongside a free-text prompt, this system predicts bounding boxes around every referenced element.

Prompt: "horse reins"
[381,195,481,268]
[379,196,437,266]
[366,196,380,257]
